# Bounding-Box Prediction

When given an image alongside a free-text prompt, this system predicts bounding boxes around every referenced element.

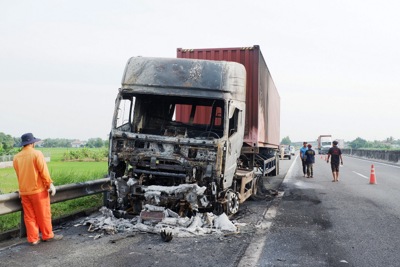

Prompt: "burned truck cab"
[107,57,246,217]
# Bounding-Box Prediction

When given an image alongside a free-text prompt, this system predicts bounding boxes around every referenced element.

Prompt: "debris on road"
[77,206,241,240]
[160,228,173,242]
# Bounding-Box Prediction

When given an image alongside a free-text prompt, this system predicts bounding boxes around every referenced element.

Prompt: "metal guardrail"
[342,149,400,164]
[0,153,51,163]
[0,178,111,237]
[0,157,51,169]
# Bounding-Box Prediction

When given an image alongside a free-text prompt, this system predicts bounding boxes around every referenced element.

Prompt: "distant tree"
[103,139,109,148]
[87,138,104,148]
[13,137,21,147]
[42,138,72,148]
[348,137,367,149]
[385,136,395,144]
[0,132,15,154]
[281,136,291,145]
[368,140,391,150]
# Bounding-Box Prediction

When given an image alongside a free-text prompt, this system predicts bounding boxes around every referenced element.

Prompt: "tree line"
[0,132,108,155]
[280,136,400,150]
[346,137,400,149]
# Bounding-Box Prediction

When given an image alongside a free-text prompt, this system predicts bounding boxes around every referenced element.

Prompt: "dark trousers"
[306,163,314,177]
[302,160,306,175]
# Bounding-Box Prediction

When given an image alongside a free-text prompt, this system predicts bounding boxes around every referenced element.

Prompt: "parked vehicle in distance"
[289,146,295,155]
[320,146,330,154]
[280,145,291,160]
[284,147,292,160]
[317,135,332,154]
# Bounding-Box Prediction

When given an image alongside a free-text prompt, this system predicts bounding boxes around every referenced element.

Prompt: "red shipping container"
[176,45,280,149]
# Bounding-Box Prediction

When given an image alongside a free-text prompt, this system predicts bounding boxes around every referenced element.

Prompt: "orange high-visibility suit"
[13,146,55,243]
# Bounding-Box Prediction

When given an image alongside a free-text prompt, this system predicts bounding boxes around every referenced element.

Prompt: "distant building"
[336,139,345,149]
[71,140,86,148]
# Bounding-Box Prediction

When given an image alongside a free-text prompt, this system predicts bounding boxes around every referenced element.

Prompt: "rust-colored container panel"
[175,104,222,126]
[177,45,280,148]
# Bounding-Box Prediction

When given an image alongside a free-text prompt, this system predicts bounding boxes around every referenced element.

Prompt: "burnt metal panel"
[177,45,280,149]
[121,57,245,102]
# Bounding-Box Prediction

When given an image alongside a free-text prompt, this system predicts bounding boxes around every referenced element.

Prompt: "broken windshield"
[115,94,225,139]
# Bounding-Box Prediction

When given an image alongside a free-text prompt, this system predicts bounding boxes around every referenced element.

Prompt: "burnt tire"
[213,202,224,215]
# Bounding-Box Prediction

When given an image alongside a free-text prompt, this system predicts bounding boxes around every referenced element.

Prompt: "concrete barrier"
[0,162,13,168]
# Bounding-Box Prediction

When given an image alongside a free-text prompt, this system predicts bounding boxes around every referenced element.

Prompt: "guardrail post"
[103,191,108,206]
[20,210,27,238]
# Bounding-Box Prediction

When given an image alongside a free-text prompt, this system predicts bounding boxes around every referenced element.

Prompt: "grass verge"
[0,148,108,232]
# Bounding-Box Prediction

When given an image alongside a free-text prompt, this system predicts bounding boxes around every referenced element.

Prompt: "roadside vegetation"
[346,137,400,150]
[0,147,108,232]
[62,147,107,162]
[280,135,400,150]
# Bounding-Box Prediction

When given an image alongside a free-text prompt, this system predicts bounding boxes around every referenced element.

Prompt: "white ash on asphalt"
[77,206,241,239]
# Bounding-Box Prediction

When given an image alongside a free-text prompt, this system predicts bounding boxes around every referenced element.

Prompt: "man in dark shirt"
[327,140,343,182]
[299,142,308,177]
[304,144,315,178]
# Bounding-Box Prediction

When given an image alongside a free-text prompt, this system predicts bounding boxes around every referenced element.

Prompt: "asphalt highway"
[257,155,400,266]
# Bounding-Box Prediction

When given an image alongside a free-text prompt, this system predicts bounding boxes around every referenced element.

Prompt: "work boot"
[44,234,63,242]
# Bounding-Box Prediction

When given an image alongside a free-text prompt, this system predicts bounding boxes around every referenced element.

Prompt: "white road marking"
[352,171,368,179]
[285,154,299,182]
[237,191,284,267]
[237,158,298,267]
[347,156,400,169]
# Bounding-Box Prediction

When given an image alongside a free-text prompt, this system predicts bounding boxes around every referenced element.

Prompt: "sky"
[1,0,399,143]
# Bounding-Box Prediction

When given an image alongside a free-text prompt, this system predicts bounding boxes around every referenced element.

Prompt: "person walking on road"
[327,140,343,182]
[305,144,316,178]
[299,142,308,177]
[280,145,285,160]
[13,133,63,245]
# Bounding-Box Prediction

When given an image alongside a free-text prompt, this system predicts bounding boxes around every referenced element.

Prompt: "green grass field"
[0,147,109,232]
[1,147,108,193]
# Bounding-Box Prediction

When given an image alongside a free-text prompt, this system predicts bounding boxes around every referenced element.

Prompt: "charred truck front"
[107,57,249,217]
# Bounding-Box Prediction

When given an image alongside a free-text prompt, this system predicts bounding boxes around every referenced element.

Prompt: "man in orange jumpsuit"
[13,133,63,245]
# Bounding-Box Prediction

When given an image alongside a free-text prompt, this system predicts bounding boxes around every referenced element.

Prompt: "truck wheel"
[226,191,239,215]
